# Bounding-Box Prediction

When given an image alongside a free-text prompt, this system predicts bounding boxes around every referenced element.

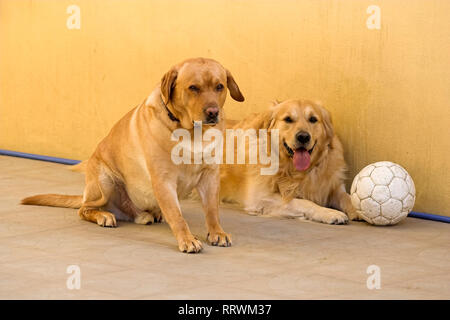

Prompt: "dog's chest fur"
[125,158,214,211]
[176,164,212,198]
[274,150,346,207]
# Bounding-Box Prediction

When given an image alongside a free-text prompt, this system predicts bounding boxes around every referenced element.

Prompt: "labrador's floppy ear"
[226,69,245,102]
[319,105,334,140]
[161,67,178,105]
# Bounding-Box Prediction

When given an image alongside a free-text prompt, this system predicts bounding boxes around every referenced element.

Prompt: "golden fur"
[220,99,359,224]
[22,57,244,253]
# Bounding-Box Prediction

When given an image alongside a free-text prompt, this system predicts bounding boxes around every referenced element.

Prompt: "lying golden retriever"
[22,57,244,253]
[220,99,359,224]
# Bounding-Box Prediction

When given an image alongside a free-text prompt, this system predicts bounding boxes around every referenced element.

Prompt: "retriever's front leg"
[254,194,348,225]
[151,176,203,253]
[196,167,232,247]
[329,185,362,221]
[289,198,349,224]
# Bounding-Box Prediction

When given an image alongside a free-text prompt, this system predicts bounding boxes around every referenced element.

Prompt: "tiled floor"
[0,155,448,299]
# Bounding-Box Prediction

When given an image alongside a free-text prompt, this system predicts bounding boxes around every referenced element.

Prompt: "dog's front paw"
[150,210,163,223]
[314,209,349,225]
[155,213,163,223]
[347,210,364,221]
[207,231,232,247]
[134,212,156,225]
[177,234,203,253]
[134,211,163,225]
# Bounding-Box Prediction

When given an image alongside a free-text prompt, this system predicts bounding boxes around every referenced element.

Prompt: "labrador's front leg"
[196,167,232,247]
[152,176,203,253]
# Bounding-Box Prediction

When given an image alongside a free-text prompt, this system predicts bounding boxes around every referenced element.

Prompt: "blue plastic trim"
[408,211,450,223]
[0,149,81,165]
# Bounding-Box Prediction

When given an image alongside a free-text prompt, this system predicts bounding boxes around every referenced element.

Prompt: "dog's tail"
[21,194,83,209]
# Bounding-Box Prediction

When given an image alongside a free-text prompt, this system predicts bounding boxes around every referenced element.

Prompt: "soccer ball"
[350,161,415,225]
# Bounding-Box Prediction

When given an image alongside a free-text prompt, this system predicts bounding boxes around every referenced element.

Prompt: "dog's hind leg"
[77,161,117,228]
[111,182,162,225]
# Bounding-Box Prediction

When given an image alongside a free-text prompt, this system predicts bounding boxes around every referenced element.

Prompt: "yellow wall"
[1,0,449,216]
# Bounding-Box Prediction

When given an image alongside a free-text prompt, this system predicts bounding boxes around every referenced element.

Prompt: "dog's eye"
[216,84,224,91]
[309,116,318,123]
[283,116,293,123]
[189,85,199,92]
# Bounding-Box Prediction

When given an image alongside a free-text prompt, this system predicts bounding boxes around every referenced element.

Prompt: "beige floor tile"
[389,272,450,296]
[139,284,286,300]
[1,156,449,299]
[0,270,43,297]
[0,255,127,283]
[8,284,123,300]
[324,285,445,300]
[223,272,370,299]
[80,269,219,299]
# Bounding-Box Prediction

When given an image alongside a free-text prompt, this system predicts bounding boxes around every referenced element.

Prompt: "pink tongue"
[293,149,311,171]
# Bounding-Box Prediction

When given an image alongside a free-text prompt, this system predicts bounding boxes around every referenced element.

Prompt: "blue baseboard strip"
[408,211,450,223]
[0,149,81,165]
[1,149,449,224]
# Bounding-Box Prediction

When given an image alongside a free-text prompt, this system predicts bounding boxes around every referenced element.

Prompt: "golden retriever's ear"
[269,99,281,107]
[226,69,245,102]
[319,106,334,139]
[263,100,282,130]
[261,108,277,130]
[161,67,178,105]
[246,108,275,130]
[268,118,276,130]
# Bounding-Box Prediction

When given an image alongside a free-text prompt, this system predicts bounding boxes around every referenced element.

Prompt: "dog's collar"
[160,96,180,123]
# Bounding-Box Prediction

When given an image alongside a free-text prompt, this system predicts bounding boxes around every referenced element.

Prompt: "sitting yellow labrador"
[22,57,245,253]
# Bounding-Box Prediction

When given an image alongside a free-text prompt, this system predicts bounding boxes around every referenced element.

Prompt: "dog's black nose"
[296,131,311,144]
[204,106,219,120]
